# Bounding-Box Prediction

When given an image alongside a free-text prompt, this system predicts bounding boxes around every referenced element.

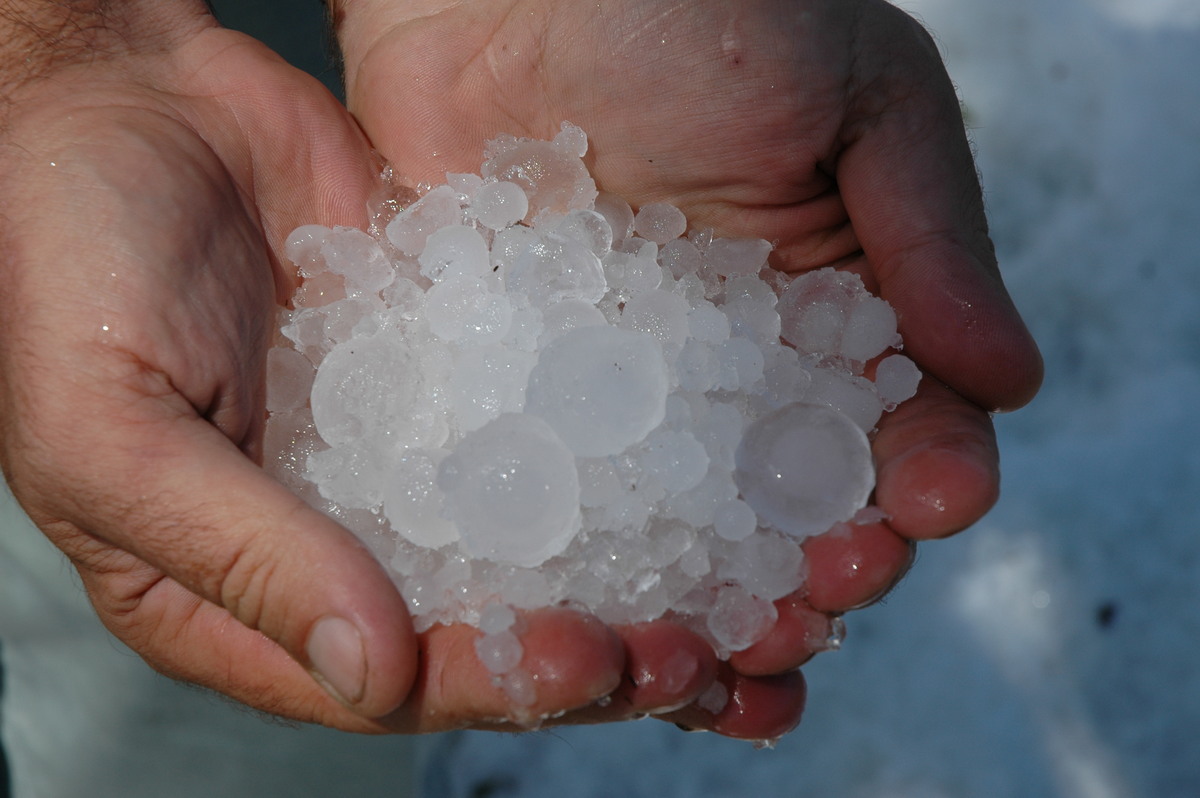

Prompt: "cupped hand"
[333,0,1043,728]
[0,1,723,736]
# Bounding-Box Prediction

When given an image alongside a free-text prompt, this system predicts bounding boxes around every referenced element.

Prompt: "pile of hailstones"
[266,124,920,703]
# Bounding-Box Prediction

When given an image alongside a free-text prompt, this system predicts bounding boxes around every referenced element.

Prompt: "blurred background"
[3,0,1199,795]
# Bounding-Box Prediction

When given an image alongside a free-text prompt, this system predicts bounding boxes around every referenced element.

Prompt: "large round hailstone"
[437,414,581,567]
[525,326,670,457]
[310,334,419,447]
[734,402,874,539]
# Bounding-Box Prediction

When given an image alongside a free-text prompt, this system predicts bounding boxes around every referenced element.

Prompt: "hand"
[332,0,1043,731]
[0,0,731,736]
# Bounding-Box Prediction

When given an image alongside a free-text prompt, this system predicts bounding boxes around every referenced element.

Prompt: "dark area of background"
[208,0,342,97]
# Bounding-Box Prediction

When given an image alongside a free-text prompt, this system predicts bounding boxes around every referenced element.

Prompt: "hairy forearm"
[0,0,210,101]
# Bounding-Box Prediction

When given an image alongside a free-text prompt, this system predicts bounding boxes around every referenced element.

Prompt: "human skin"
[331,0,1043,729]
[0,0,720,736]
[0,0,1041,742]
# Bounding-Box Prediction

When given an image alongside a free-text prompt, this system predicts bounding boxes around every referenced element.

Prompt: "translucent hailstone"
[525,326,669,457]
[805,368,884,432]
[505,231,607,308]
[593,191,635,245]
[716,533,806,601]
[286,224,331,277]
[479,603,517,635]
[704,237,772,278]
[322,227,395,295]
[418,224,491,282]
[734,402,875,539]
[382,449,458,548]
[470,181,528,230]
[661,237,702,280]
[540,209,614,258]
[619,288,692,351]
[474,629,524,675]
[713,498,757,542]
[633,202,687,244]
[707,585,778,652]
[538,298,607,343]
[778,267,901,362]
[437,413,581,567]
[638,428,710,493]
[310,333,421,447]
[875,354,922,409]
[425,276,512,345]
[482,123,597,219]
[386,185,463,256]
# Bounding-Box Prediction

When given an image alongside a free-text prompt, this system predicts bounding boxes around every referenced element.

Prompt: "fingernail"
[307,616,366,705]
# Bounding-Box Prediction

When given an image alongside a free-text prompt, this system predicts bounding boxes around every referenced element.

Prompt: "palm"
[341,0,1041,536]
[349,0,848,263]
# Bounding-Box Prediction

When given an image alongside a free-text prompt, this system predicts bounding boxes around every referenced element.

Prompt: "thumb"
[26,389,417,727]
[838,6,1043,412]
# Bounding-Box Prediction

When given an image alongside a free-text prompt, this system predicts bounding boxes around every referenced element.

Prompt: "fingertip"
[728,596,834,674]
[400,607,624,732]
[802,522,915,612]
[665,666,807,741]
[876,439,1000,539]
[616,621,719,714]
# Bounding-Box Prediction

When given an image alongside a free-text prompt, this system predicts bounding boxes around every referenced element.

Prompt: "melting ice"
[265,123,919,664]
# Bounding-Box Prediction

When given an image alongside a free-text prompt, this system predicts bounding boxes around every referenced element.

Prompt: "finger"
[27,390,419,722]
[801,521,915,612]
[76,559,393,731]
[385,608,626,732]
[872,376,1001,539]
[837,4,1042,412]
[728,595,837,675]
[559,621,719,724]
[662,665,807,741]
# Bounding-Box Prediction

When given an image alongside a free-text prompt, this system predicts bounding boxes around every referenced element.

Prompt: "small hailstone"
[538,298,607,343]
[593,191,635,246]
[383,450,459,549]
[638,428,710,493]
[633,202,687,244]
[619,288,692,351]
[696,680,729,714]
[386,185,463,256]
[707,585,778,652]
[506,231,607,308]
[479,603,518,635]
[660,237,702,280]
[425,275,512,345]
[419,225,491,282]
[778,267,901,362]
[471,180,529,230]
[540,209,613,258]
[446,172,484,199]
[482,125,597,219]
[322,227,395,295]
[713,498,757,542]
[286,224,332,277]
[474,629,524,675]
[703,237,772,278]
[875,354,922,409]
